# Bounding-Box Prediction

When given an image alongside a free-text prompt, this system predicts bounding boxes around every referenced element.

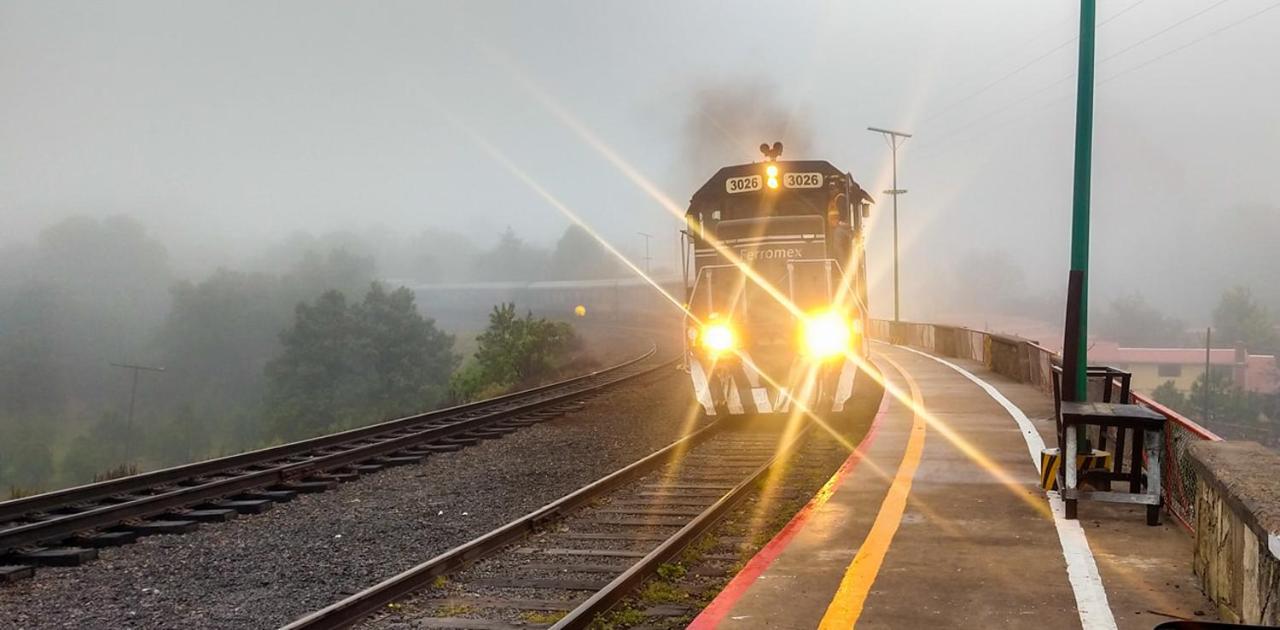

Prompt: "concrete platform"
[692,343,1216,629]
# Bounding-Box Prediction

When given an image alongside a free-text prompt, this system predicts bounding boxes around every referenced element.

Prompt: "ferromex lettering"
[738,247,803,261]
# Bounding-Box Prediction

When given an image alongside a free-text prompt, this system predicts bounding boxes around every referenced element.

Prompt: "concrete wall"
[1187,441,1280,624]
[872,320,1056,394]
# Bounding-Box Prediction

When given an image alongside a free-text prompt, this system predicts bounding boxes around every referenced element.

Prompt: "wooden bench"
[1060,400,1167,525]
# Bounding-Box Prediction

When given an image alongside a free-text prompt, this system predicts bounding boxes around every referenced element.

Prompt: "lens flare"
[803,311,851,359]
[456,60,1058,521]
[702,322,735,355]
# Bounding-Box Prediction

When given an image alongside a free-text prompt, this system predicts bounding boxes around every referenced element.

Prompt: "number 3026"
[725,175,761,193]
[784,172,823,189]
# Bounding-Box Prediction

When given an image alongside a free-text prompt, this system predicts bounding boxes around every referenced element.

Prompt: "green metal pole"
[1061,0,1095,407]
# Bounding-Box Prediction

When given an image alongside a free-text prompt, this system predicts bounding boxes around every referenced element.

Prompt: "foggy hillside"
[2,1,1279,487]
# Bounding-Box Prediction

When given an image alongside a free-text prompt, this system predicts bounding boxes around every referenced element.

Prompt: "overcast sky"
[3,0,1277,320]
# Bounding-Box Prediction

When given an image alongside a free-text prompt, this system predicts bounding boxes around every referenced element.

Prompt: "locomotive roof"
[688,159,870,210]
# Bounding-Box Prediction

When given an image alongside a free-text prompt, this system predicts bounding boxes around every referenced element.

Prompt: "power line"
[913,0,1269,163]
[917,0,1149,127]
[1096,0,1231,65]
[918,40,1076,126]
[912,74,1074,161]
[913,1,1278,168]
[1100,1,1280,84]
[922,13,1078,107]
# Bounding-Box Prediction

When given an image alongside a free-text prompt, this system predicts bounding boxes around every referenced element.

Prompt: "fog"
[5,1,1278,322]
[2,2,1279,486]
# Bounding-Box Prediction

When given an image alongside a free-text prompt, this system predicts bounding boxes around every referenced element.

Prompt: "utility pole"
[1060,0,1097,408]
[867,126,912,322]
[110,362,165,463]
[1203,327,1212,423]
[637,231,653,276]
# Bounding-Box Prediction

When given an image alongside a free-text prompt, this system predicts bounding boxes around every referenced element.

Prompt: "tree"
[61,411,131,484]
[1097,292,1188,347]
[158,270,287,407]
[0,216,173,419]
[0,416,54,490]
[474,228,548,282]
[33,215,171,314]
[1151,380,1188,415]
[547,225,623,280]
[1213,286,1278,353]
[265,284,458,439]
[388,228,480,283]
[1184,368,1265,428]
[451,303,578,402]
[356,284,458,417]
[285,248,377,301]
[0,283,71,416]
[145,403,213,467]
[265,291,365,438]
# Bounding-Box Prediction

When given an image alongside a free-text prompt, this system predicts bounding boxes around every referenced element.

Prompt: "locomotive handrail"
[685,258,856,321]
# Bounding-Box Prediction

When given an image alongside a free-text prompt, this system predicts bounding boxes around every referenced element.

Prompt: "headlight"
[701,322,736,356]
[803,311,851,360]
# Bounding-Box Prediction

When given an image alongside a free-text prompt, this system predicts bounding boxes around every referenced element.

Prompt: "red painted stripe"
[687,392,893,629]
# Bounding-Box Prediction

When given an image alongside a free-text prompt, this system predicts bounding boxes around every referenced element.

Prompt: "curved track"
[281,415,816,630]
[0,346,669,574]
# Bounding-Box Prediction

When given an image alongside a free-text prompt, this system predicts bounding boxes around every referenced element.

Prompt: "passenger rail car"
[681,143,873,416]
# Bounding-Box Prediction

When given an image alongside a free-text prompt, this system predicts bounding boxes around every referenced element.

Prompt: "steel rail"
[279,418,731,630]
[550,423,813,629]
[0,346,666,554]
[282,420,815,630]
[0,346,655,522]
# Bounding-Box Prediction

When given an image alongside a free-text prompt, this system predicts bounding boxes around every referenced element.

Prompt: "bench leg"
[1130,428,1143,493]
[1145,427,1163,527]
[1064,431,1079,520]
[1113,427,1127,476]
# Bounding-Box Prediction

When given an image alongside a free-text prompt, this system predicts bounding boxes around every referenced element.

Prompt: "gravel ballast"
[0,358,699,629]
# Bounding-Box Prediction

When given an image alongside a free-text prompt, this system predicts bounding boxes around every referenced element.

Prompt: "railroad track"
[0,346,668,581]
[281,414,820,630]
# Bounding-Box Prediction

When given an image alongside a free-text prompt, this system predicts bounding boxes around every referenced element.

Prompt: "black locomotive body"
[681,148,872,416]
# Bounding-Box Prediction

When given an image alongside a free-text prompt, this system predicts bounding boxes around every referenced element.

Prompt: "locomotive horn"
[759,141,785,160]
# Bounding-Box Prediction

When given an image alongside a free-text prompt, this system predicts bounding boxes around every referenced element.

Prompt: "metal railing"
[1131,390,1222,530]
[870,319,1223,532]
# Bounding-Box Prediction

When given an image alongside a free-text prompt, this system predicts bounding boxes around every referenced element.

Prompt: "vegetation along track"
[281,412,829,630]
[0,345,668,583]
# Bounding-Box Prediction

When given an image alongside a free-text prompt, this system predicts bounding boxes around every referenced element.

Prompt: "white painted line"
[888,342,1119,630]
[886,344,1045,469]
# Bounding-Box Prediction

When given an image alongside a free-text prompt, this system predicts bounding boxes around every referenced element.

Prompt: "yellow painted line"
[818,352,927,629]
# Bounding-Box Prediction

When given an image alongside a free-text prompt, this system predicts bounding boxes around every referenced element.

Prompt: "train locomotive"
[681,143,872,417]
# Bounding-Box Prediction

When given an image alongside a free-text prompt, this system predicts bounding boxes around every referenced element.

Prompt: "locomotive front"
[681,143,872,417]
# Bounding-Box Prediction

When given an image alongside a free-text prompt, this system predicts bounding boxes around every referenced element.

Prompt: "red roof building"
[1089,340,1280,394]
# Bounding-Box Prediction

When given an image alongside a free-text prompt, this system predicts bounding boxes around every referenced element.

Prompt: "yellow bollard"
[1040,448,1111,491]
